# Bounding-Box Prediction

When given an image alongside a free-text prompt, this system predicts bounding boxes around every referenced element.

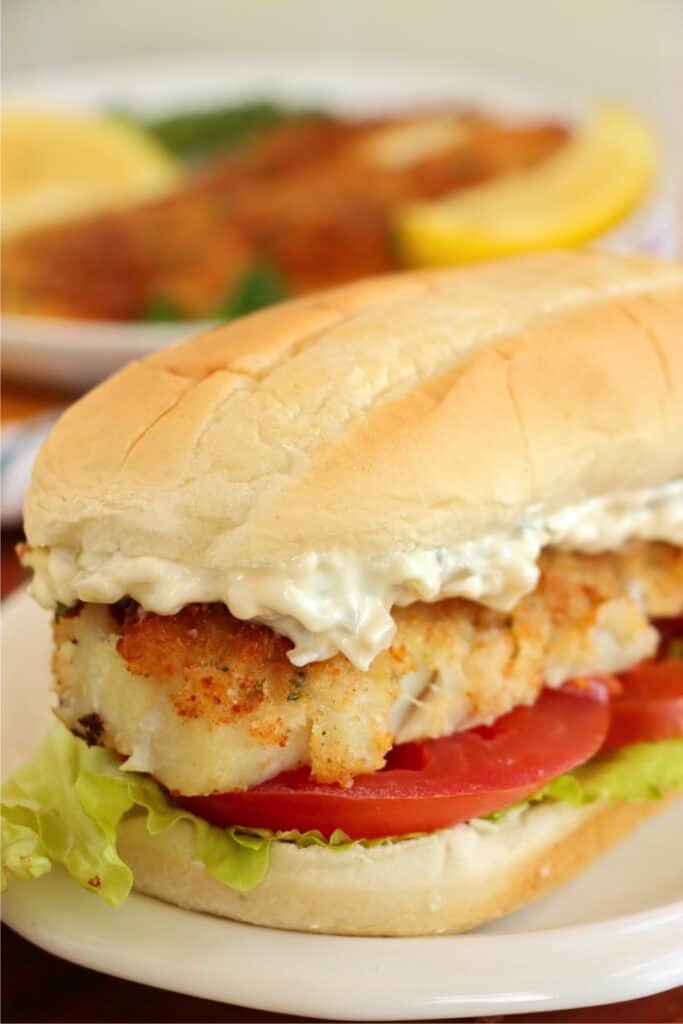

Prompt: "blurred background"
[2,0,683,523]
[4,0,683,121]
[5,0,683,139]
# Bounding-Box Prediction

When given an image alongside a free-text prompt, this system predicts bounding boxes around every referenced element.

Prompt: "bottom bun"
[117,799,668,936]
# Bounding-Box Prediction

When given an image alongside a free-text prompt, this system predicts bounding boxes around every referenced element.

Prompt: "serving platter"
[2,586,683,1021]
[3,57,679,392]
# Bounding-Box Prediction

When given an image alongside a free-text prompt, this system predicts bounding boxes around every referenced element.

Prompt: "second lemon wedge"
[2,107,181,238]
[395,104,657,266]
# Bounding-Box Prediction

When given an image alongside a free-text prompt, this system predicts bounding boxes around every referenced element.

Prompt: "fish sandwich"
[4,250,683,935]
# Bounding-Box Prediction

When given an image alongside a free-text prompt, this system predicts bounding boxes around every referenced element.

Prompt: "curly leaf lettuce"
[486,737,683,820]
[1,726,269,905]
[535,738,683,804]
[2,726,682,906]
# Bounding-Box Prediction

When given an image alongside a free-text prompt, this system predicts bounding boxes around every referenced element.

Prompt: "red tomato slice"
[182,685,610,839]
[603,659,683,753]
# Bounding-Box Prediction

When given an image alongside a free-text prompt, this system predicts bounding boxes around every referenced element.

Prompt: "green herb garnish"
[214,263,290,321]
[54,601,69,624]
[141,297,185,322]
[287,670,306,702]
[141,263,289,325]
[137,101,328,161]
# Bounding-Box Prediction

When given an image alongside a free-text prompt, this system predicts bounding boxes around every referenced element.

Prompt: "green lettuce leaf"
[534,738,683,804]
[1,726,270,905]
[483,738,683,820]
[2,726,682,906]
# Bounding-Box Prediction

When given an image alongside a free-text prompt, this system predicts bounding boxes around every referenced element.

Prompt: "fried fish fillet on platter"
[8,250,683,935]
[1,110,567,320]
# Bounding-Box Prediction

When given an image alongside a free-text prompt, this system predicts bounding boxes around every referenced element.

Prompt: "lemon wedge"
[395,104,657,266]
[1,107,181,238]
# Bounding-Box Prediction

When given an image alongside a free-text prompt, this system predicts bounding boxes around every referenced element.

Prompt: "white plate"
[0,316,212,393]
[3,58,679,392]
[2,586,682,1020]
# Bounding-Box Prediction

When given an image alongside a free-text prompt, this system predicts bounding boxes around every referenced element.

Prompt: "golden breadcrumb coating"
[52,542,683,794]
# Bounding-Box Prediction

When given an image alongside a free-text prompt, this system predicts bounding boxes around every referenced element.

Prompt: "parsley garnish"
[141,297,185,322]
[287,671,306,702]
[214,263,290,321]
[54,602,69,624]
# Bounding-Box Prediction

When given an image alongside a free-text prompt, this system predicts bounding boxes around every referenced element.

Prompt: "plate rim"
[2,586,683,1019]
[3,873,683,1022]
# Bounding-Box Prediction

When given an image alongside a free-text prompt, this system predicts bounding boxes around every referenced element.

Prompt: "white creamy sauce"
[26,480,683,669]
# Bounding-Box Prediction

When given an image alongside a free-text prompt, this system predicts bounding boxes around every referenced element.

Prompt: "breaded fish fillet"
[3,112,567,320]
[52,542,683,795]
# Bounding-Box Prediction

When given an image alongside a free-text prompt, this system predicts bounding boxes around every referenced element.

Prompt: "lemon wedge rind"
[396,104,658,266]
[1,107,181,238]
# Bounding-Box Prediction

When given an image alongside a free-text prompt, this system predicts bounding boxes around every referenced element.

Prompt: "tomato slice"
[602,659,683,753]
[182,685,610,839]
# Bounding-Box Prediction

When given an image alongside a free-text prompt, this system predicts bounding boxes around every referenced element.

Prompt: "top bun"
[25,251,683,574]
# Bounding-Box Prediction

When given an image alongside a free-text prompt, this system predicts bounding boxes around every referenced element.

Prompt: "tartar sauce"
[25,480,683,669]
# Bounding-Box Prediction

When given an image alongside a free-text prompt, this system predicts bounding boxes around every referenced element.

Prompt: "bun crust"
[117,797,672,936]
[25,251,683,569]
